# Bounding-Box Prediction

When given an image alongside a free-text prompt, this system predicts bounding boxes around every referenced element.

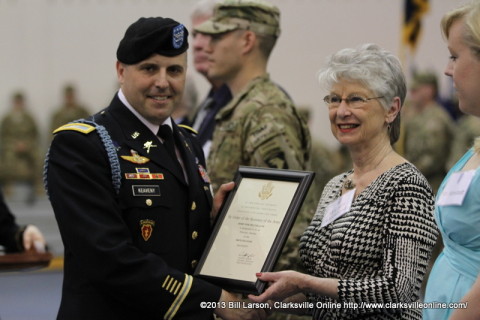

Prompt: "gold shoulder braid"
[178,124,198,135]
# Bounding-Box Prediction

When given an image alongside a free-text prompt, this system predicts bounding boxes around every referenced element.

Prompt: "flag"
[402,0,430,52]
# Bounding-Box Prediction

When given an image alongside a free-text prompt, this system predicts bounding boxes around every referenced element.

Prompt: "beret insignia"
[172,24,185,49]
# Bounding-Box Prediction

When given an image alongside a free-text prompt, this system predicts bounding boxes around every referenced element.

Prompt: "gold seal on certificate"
[258,182,274,200]
[194,166,314,294]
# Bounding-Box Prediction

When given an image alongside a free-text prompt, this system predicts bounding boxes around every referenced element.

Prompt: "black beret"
[117,17,189,64]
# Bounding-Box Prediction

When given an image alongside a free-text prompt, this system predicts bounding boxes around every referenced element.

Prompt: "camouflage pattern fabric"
[447,114,480,169]
[194,0,281,37]
[403,102,455,193]
[50,104,90,134]
[207,74,310,192]
[0,110,41,185]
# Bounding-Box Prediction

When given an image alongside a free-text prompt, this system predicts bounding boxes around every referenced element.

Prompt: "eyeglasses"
[323,94,384,109]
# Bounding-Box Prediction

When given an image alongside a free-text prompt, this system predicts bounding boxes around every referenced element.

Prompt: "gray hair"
[317,43,406,144]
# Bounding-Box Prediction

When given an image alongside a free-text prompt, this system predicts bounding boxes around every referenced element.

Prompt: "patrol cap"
[117,17,189,64]
[194,0,280,37]
[411,72,438,90]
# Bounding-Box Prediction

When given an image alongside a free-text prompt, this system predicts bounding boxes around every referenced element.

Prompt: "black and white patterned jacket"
[300,163,438,320]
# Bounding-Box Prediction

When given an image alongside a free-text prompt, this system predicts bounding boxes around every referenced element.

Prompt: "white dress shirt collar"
[117,89,173,135]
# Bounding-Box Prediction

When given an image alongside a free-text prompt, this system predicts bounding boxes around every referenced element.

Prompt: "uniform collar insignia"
[143,141,157,154]
[131,131,140,139]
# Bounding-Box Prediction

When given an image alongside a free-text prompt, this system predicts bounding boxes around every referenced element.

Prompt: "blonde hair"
[441,0,480,58]
[442,1,480,154]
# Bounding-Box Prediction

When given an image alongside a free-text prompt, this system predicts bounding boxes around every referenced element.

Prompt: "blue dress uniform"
[45,94,221,319]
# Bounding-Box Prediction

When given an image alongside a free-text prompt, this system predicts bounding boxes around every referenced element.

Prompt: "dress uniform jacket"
[46,94,221,320]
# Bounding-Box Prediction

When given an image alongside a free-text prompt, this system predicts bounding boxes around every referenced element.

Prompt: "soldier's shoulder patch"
[178,124,198,135]
[53,123,96,135]
[249,122,283,149]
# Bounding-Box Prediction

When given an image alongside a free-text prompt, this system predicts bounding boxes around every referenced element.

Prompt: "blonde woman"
[423,1,480,319]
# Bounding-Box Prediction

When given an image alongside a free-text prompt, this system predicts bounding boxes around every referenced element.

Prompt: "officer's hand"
[211,182,235,221]
[214,290,268,320]
[23,225,47,252]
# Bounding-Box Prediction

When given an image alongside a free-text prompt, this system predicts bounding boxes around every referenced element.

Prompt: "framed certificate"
[194,166,314,294]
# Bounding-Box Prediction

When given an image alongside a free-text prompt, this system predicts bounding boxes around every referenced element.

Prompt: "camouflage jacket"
[404,102,455,193]
[0,110,39,151]
[207,74,311,192]
[447,115,480,169]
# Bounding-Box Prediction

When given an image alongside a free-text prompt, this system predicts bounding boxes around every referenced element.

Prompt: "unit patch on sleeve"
[140,219,155,241]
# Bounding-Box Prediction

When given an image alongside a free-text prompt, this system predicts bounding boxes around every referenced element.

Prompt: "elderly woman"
[249,43,438,320]
[424,1,480,320]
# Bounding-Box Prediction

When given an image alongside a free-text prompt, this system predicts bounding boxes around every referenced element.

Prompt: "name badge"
[437,170,476,206]
[321,189,355,228]
[132,185,161,197]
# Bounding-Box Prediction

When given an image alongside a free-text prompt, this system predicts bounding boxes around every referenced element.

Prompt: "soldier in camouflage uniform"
[49,84,90,134]
[194,0,310,192]
[204,77,311,192]
[0,92,41,203]
[403,72,455,194]
[447,114,480,169]
[195,2,311,318]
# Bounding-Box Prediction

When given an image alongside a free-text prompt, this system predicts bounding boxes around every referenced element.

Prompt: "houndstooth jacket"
[300,163,438,320]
